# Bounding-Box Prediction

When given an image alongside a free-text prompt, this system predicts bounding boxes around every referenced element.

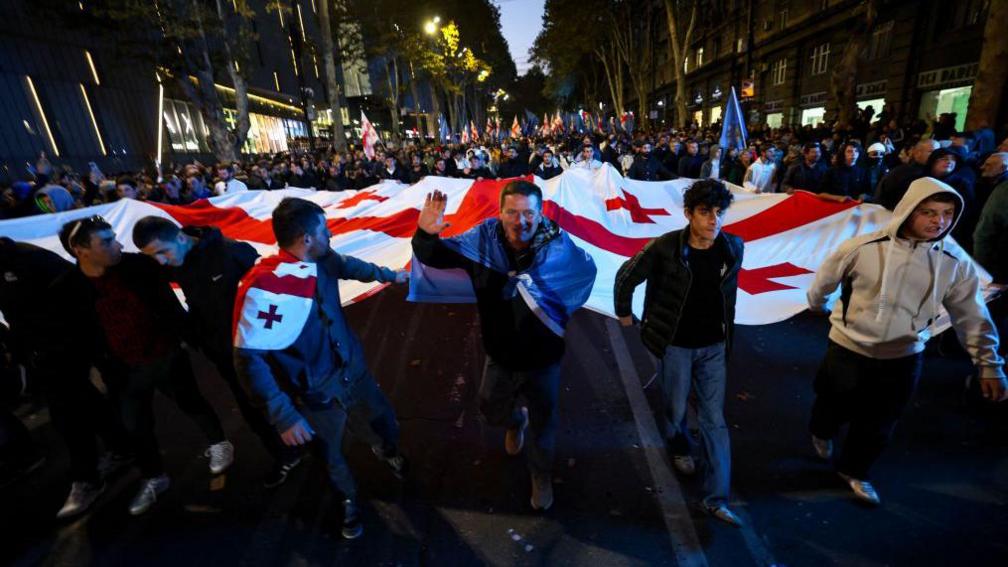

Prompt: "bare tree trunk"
[190,2,236,163]
[213,0,251,158]
[428,82,442,137]
[966,0,1008,130]
[828,0,881,128]
[663,0,697,129]
[407,61,424,136]
[595,44,624,115]
[316,0,348,150]
[383,57,401,143]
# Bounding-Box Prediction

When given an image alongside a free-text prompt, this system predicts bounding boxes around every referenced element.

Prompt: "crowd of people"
[2,108,1008,540]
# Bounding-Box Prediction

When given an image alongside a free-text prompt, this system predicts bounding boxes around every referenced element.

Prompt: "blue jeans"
[299,371,400,500]
[659,343,731,506]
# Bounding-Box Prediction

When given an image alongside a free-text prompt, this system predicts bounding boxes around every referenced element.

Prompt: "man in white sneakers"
[807,177,1006,505]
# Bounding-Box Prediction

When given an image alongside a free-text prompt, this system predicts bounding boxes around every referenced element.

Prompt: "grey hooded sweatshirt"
[808,177,1004,379]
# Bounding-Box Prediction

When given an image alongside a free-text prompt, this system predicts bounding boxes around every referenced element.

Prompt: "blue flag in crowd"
[438,114,450,143]
[719,86,748,152]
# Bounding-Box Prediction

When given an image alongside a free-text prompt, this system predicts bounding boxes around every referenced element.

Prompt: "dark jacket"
[537,162,563,180]
[818,163,868,197]
[628,154,675,181]
[46,253,187,367]
[0,238,72,361]
[875,163,924,211]
[233,251,398,432]
[498,159,528,178]
[411,222,566,371]
[613,229,744,358]
[677,153,704,179]
[782,160,828,192]
[168,226,259,361]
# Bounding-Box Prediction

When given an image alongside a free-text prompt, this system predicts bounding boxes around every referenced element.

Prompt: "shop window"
[766,112,783,128]
[771,58,787,86]
[800,107,826,126]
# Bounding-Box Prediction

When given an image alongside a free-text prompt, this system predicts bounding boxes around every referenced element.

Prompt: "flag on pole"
[511,115,521,138]
[461,125,469,144]
[469,120,478,143]
[361,111,379,160]
[719,86,748,152]
[438,114,450,143]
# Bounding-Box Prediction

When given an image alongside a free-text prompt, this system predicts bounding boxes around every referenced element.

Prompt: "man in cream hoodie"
[807,177,1006,505]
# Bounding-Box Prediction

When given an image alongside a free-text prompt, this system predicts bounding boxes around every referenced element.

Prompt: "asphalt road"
[3,285,1007,566]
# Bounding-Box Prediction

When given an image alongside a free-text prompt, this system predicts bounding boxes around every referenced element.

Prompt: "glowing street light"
[424,16,440,35]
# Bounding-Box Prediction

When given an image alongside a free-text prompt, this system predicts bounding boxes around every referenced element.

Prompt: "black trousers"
[42,362,131,484]
[109,348,225,478]
[809,341,922,480]
[207,351,298,464]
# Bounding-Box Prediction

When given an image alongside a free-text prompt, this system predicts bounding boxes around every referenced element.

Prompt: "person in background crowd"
[407,154,429,184]
[498,146,529,178]
[782,143,827,193]
[743,145,777,193]
[613,179,745,526]
[700,146,723,180]
[536,149,563,180]
[925,148,977,251]
[570,144,603,171]
[819,142,867,199]
[233,197,409,539]
[214,164,249,195]
[973,153,1008,288]
[51,216,234,516]
[677,140,704,179]
[862,142,890,199]
[628,142,674,181]
[876,139,938,210]
[807,177,1005,506]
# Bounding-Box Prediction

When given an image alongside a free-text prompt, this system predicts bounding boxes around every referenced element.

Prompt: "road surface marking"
[604,317,708,567]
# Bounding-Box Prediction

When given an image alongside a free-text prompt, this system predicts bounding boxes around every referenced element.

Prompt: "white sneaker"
[812,435,834,460]
[128,475,171,516]
[838,472,880,505]
[56,481,106,519]
[205,440,235,475]
[672,455,696,475]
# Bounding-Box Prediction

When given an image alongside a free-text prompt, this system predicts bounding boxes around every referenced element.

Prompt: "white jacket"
[808,177,1004,378]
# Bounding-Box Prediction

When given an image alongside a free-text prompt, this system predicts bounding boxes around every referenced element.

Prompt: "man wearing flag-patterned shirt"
[233,197,408,540]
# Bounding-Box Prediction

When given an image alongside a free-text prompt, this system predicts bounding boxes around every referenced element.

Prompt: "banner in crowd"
[2,165,986,326]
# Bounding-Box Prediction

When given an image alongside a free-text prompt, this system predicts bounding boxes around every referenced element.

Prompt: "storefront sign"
[741,79,755,98]
[917,63,978,89]
[856,80,887,98]
[799,91,827,107]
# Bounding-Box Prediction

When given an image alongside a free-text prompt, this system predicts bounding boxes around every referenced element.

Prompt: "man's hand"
[618,315,634,327]
[418,190,450,235]
[394,269,409,284]
[980,377,1008,402]
[280,418,315,446]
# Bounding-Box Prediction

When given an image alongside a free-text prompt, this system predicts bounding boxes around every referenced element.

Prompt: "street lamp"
[424,16,440,35]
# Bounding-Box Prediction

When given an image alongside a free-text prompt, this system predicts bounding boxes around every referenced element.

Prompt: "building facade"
[0,0,379,181]
[646,0,989,133]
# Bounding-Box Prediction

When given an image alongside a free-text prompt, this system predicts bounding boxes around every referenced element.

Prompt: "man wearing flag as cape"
[410,180,597,511]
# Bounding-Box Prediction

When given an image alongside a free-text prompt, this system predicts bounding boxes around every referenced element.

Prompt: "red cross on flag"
[0,166,991,327]
[360,111,379,160]
[233,253,317,350]
[511,115,521,138]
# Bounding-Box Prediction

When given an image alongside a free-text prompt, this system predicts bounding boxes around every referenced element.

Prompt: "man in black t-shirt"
[613,180,745,526]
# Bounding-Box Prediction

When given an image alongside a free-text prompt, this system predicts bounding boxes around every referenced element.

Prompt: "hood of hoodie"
[886,176,963,242]
[37,184,74,212]
[923,147,960,180]
[182,225,224,248]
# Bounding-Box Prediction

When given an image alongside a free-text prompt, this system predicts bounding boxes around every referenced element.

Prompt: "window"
[868,21,893,60]
[810,43,830,75]
[697,47,704,67]
[771,58,787,86]
[779,9,788,30]
[737,37,744,53]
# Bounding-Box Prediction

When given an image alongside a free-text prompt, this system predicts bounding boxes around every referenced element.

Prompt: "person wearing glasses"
[411,180,597,512]
[613,179,745,527]
[50,216,233,516]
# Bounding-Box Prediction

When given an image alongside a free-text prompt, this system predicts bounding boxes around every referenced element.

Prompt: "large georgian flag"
[1,165,985,325]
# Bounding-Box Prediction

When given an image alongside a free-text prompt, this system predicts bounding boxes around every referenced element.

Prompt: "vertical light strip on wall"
[278,3,285,27]
[25,76,59,157]
[156,75,165,165]
[273,71,280,91]
[290,49,299,76]
[296,3,306,41]
[84,50,100,85]
[79,84,106,155]
[311,0,316,13]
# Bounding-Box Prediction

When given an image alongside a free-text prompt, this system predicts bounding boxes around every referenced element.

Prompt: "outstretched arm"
[412,190,471,270]
[614,241,657,326]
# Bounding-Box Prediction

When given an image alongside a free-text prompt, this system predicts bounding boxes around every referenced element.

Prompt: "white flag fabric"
[0,165,990,326]
[360,111,379,160]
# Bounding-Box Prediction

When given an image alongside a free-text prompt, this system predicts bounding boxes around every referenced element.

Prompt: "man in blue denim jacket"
[234,197,408,540]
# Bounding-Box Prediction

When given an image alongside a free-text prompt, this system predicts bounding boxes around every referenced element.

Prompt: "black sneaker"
[263,456,303,488]
[341,498,363,539]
